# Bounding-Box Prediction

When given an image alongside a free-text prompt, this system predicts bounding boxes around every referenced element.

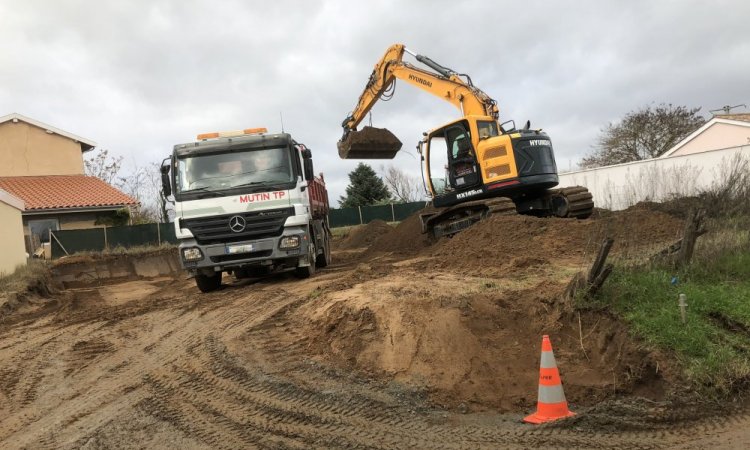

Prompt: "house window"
[28,219,59,245]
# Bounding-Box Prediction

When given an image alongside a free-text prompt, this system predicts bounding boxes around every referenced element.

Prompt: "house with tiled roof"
[0,113,137,254]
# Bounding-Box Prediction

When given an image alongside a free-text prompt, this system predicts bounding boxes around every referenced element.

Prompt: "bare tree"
[381,165,425,203]
[84,149,123,184]
[117,167,154,224]
[116,163,173,224]
[581,104,705,169]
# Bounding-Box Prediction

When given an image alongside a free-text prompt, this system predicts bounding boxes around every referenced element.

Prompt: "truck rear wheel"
[195,271,222,292]
[315,232,331,268]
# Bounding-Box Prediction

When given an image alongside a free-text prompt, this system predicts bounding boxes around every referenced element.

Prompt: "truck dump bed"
[308,174,329,219]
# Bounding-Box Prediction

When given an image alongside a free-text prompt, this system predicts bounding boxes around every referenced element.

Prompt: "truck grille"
[181,207,294,245]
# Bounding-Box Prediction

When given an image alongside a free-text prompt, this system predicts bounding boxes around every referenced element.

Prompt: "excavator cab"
[422,116,518,206]
[445,123,481,190]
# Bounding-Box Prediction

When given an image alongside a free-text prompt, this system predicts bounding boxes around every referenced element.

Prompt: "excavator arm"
[338,43,499,159]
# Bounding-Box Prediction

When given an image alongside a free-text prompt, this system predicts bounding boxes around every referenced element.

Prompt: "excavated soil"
[336,219,395,250]
[337,126,403,159]
[2,206,750,448]
[293,209,685,414]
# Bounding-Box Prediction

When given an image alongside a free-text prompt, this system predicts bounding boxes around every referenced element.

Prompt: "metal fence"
[328,201,426,228]
[51,223,177,259]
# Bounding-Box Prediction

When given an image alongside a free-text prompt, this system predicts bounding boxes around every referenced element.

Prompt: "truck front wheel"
[195,271,222,292]
[295,242,316,279]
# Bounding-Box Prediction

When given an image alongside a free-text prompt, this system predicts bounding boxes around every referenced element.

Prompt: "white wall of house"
[558,145,749,211]
[667,121,750,157]
[0,190,27,276]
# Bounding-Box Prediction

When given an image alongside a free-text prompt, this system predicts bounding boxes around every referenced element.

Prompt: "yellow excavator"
[338,43,594,238]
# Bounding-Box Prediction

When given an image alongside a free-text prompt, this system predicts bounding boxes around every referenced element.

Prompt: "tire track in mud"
[0,277,314,448]
[133,319,683,449]
[4,273,750,449]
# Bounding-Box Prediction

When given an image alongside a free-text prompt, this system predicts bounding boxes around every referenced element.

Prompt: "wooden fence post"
[676,209,705,268]
[565,237,615,300]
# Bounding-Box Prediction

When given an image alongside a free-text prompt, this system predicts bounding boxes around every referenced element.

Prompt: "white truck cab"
[161,128,331,292]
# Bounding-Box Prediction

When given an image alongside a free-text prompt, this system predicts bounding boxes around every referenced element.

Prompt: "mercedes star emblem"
[229,215,246,233]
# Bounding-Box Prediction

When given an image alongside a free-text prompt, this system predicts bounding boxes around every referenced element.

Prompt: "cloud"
[1,0,748,206]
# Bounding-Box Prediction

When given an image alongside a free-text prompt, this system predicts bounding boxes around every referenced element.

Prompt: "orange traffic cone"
[523,335,576,424]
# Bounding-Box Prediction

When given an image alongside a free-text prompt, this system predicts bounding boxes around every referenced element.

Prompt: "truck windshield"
[175,147,293,194]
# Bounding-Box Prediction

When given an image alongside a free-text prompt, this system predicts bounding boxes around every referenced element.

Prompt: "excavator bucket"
[337,126,402,159]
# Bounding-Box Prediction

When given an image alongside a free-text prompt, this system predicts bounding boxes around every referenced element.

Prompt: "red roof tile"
[0,175,138,211]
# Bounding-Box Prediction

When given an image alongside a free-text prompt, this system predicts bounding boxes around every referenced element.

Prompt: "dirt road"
[2,254,750,449]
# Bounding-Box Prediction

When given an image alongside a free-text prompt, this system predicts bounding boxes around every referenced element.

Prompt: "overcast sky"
[2,0,748,206]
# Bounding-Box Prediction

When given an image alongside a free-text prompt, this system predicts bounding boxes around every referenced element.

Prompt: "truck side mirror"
[301,149,314,181]
[160,162,172,197]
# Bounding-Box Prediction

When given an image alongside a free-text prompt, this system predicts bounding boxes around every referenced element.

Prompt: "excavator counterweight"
[337,126,402,159]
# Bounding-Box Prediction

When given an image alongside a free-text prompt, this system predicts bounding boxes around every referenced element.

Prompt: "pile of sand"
[336,220,396,250]
[297,207,685,411]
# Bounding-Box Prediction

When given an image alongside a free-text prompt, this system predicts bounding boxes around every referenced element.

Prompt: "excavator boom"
[338,43,498,159]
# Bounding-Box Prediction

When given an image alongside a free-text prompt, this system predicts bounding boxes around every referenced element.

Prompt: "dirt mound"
[429,215,590,273]
[359,209,684,276]
[0,262,58,322]
[298,269,670,412]
[297,207,686,411]
[365,213,433,255]
[336,220,395,250]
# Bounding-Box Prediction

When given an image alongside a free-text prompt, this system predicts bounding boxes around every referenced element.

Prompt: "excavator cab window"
[444,124,480,190]
[477,120,499,140]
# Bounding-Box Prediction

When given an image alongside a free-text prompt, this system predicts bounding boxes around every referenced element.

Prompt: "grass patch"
[581,223,750,393]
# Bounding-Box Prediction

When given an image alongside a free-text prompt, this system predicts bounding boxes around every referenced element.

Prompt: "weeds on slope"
[580,219,750,394]
[0,260,52,295]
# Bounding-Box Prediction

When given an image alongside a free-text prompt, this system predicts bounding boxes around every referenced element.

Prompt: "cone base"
[523,410,576,424]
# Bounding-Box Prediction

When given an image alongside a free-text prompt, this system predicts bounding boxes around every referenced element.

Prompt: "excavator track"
[420,197,516,238]
[548,186,595,219]
[421,186,593,238]
[484,197,518,216]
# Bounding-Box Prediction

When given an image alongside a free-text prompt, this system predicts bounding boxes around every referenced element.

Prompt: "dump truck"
[338,43,593,237]
[161,128,331,292]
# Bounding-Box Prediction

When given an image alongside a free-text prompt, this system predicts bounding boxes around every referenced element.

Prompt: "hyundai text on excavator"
[337,43,594,238]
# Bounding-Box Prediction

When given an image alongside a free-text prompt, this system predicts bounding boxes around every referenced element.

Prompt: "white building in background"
[558,114,750,211]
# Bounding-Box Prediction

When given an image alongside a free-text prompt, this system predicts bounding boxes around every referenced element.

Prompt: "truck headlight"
[279,235,300,249]
[182,247,203,261]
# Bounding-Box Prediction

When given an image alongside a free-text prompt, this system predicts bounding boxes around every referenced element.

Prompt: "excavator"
[338,43,594,238]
